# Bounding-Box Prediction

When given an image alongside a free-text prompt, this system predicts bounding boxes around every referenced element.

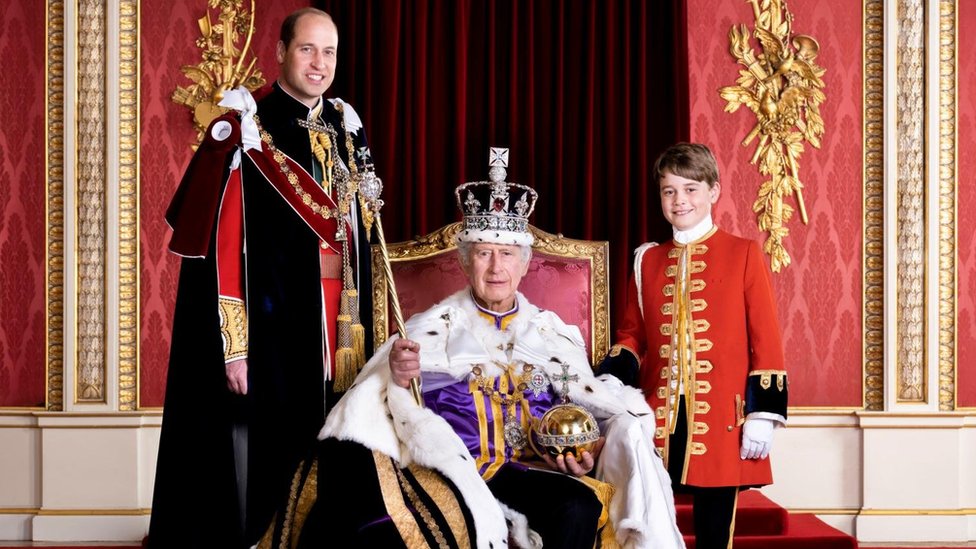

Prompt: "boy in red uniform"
[599,143,788,549]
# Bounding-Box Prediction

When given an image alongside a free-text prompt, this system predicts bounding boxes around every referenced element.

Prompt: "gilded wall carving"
[46,0,65,410]
[118,0,139,410]
[77,0,106,402]
[938,0,956,410]
[895,0,926,403]
[863,0,885,411]
[718,0,827,273]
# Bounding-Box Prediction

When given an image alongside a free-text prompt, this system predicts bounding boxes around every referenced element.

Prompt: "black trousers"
[669,398,739,549]
[487,463,602,549]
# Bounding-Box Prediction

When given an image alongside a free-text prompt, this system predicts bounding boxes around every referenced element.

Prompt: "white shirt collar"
[673,215,714,244]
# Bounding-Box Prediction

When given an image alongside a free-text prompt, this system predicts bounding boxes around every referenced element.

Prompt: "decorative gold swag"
[719,0,826,272]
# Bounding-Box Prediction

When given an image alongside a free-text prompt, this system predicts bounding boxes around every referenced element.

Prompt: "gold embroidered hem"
[373,450,434,549]
[409,465,471,549]
[608,343,640,363]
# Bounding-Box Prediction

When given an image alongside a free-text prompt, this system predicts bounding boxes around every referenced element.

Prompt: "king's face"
[463,243,529,313]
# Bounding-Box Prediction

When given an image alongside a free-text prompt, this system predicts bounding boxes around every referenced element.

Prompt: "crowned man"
[150,8,377,548]
[261,150,687,549]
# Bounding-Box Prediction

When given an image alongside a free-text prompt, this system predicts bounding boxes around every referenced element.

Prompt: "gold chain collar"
[252,113,359,223]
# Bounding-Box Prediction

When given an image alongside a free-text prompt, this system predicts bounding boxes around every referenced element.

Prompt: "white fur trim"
[456,228,535,247]
[322,288,683,548]
[633,242,659,320]
[498,500,543,549]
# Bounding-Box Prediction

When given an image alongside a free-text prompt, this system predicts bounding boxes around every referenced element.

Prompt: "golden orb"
[532,403,600,459]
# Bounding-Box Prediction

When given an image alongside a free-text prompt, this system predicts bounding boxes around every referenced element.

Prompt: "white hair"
[457,241,532,267]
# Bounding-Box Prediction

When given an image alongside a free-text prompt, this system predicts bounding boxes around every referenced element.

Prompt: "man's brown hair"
[652,143,720,188]
[279,8,334,47]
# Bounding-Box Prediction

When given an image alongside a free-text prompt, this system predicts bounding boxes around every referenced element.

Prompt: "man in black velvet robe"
[148,8,374,547]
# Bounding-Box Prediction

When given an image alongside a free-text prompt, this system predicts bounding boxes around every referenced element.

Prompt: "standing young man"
[149,9,375,547]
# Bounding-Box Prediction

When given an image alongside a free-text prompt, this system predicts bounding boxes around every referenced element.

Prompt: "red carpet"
[677,489,859,549]
[6,499,973,548]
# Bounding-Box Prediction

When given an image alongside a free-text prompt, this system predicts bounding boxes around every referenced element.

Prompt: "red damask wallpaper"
[141,0,867,408]
[139,0,309,408]
[687,0,863,407]
[0,1,47,407]
[958,1,976,409]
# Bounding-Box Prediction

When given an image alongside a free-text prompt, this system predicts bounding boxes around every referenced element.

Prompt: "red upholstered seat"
[371,223,610,365]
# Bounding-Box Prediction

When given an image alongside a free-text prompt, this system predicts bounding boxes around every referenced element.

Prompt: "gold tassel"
[331,173,364,392]
[333,287,366,393]
[333,347,359,393]
[350,321,366,368]
[333,312,357,393]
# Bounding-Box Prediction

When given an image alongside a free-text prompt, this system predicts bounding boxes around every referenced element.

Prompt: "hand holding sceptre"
[358,167,425,407]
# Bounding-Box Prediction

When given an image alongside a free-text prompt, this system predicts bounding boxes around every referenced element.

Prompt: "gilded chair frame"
[371,223,610,365]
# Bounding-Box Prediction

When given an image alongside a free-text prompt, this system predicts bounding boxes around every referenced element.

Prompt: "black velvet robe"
[148,83,374,548]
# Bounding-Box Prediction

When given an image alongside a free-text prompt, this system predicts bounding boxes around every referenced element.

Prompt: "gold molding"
[788,508,860,515]
[790,508,976,515]
[118,0,139,411]
[863,0,885,411]
[858,508,976,516]
[938,0,956,411]
[76,0,107,403]
[46,1,66,410]
[371,223,610,365]
[36,508,152,516]
[0,507,166,515]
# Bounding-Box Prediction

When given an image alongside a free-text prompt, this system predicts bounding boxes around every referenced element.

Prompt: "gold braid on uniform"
[218,296,248,361]
[332,102,366,392]
[308,102,335,194]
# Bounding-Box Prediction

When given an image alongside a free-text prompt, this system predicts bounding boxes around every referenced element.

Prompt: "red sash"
[245,142,342,251]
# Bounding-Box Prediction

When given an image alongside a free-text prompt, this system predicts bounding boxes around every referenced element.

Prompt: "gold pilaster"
[863,0,885,411]
[895,0,926,403]
[47,0,66,411]
[77,0,106,402]
[938,0,956,411]
[118,0,139,410]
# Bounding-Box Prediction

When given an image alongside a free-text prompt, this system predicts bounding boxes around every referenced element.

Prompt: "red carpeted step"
[677,490,858,549]
[675,489,789,536]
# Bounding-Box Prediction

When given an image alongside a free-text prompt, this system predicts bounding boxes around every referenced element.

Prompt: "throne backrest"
[371,222,609,365]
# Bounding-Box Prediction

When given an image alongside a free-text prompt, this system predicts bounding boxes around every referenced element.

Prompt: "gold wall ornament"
[718,0,826,272]
[47,0,65,410]
[78,0,107,403]
[863,0,884,411]
[119,0,139,411]
[937,0,956,410]
[171,0,266,143]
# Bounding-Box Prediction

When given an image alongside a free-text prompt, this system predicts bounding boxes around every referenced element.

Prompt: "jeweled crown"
[454,148,538,246]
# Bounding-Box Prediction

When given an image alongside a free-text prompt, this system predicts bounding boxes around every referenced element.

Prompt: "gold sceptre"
[357,164,424,407]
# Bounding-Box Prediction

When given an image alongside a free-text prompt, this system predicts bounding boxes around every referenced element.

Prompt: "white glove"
[740,417,775,460]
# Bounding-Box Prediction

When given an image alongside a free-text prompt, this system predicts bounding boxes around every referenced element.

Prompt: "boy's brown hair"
[652,143,719,188]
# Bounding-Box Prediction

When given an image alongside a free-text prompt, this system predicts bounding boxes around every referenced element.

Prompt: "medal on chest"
[471,363,544,451]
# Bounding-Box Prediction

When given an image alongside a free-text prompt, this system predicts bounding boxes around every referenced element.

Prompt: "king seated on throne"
[259,152,685,549]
